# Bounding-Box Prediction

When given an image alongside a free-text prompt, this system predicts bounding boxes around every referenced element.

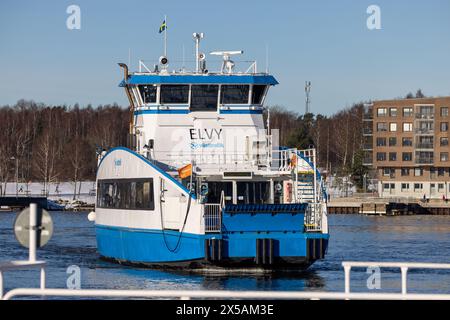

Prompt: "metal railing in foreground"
[3,288,450,300]
[2,261,450,300]
[342,261,450,295]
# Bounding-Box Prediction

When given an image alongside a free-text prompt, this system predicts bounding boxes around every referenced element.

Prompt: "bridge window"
[221,85,249,104]
[237,181,270,204]
[138,85,157,104]
[160,85,189,104]
[97,179,154,210]
[251,85,266,104]
[190,85,219,111]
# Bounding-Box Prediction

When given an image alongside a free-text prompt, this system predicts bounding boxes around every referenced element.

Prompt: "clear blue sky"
[1,0,449,115]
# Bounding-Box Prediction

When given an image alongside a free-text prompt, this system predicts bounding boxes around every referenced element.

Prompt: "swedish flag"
[159,20,167,33]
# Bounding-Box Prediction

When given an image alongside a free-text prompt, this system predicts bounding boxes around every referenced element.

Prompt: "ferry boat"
[93,33,329,270]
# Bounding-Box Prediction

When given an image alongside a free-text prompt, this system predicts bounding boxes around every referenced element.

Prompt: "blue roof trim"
[219,110,263,114]
[133,109,263,115]
[120,74,279,87]
[134,110,189,115]
[97,147,196,200]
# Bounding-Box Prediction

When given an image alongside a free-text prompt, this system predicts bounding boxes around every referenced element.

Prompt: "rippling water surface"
[1,212,449,297]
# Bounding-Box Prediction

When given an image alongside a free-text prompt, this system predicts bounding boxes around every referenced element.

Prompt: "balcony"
[363,128,373,135]
[415,157,434,165]
[415,113,434,120]
[414,128,434,135]
[415,143,434,149]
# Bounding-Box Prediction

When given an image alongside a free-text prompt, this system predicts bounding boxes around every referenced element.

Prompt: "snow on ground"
[2,181,96,204]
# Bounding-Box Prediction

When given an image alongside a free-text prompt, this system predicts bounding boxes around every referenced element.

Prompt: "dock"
[327,197,450,215]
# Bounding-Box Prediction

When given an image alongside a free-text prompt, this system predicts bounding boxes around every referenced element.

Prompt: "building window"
[414,183,423,192]
[430,167,436,179]
[383,183,390,190]
[377,153,386,161]
[440,122,449,132]
[403,123,413,132]
[401,183,410,191]
[402,137,413,147]
[377,123,388,132]
[97,179,155,210]
[389,137,397,146]
[190,85,219,111]
[414,168,423,176]
[402,152,412,161]
[403,107,413,117]
[376,137,387,146]
[390,123,397,132]
[160,85,189,104]
[389,108,397,117]
[441,107,448,117]
[138,85,157,104]
[441,152,449,162]
[438,183,445,192]
[401,168,410,176]
[377,108,387,117]
[221,85,249,104]
[389,152,397,161]
[440,137,449,146]
[438,168,446,176]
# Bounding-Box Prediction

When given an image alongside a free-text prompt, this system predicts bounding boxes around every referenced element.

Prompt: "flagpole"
[164,14,167,57]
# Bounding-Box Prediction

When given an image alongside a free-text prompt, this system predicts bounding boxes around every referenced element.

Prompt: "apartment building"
[363,96,450,199]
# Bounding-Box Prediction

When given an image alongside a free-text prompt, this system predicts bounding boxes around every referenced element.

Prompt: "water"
[1,211,450,297]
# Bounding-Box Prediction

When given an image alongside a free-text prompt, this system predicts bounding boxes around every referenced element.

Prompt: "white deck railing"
[2,261,450,300]
[203,203,222,233]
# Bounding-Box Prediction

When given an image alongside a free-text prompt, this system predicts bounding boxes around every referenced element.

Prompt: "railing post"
[29,203,37,262]
[0,270,3,299]
[344,265,351,294]
[401,267,408,295]
[40,267,46,290]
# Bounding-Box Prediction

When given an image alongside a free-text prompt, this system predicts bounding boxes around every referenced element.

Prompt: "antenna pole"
[305,81,311,114]
[265,43,269,74]
[193,33,203,73]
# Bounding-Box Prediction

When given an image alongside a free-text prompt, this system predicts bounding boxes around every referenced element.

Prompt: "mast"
[164,15,167,57]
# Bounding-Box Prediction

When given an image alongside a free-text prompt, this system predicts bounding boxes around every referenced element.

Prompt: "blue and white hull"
[95,147,329,270]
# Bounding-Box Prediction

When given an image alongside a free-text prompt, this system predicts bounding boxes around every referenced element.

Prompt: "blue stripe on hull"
[96,225,204,263]
[95,224,329,265]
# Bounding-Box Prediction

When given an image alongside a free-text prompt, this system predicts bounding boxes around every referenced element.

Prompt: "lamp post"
[10,157,18,197]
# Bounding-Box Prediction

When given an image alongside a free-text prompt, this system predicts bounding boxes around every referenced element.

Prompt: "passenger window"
[97,179,154,210]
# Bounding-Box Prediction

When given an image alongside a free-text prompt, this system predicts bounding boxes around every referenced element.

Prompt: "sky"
[0,0,450,115]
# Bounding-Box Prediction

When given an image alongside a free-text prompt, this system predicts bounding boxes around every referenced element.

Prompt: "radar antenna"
[210,50,243,74]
